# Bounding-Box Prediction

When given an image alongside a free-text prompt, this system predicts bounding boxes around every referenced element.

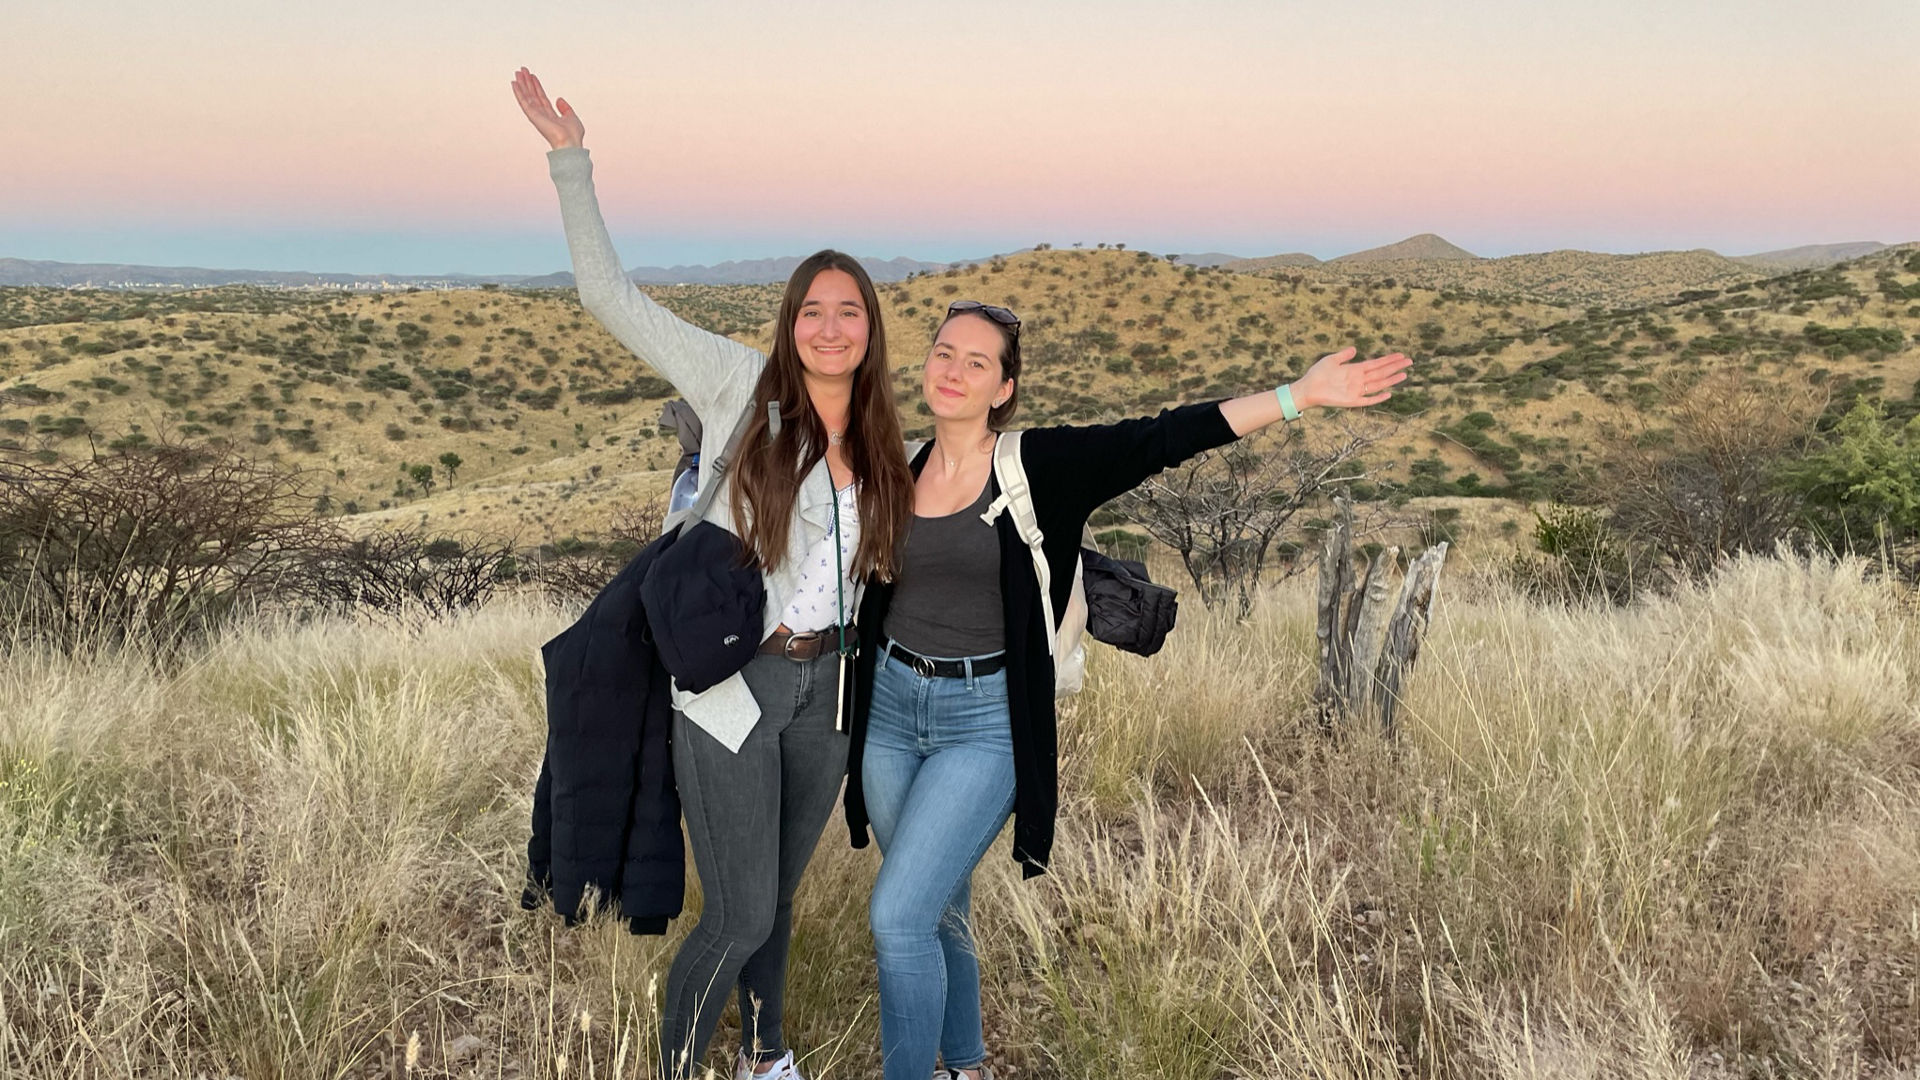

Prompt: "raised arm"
[512,68,761,418]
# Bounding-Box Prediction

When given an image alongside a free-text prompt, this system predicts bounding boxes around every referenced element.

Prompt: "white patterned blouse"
[777,482,861,632]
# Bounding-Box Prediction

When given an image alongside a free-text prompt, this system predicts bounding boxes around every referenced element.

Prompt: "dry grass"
[2,551,1917,1077]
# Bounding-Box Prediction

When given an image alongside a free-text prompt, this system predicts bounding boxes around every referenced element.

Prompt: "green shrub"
[1803,322,1905,358]
[1777,401,1920,552]
[1514,504,1646,604]
[514,386,562,410]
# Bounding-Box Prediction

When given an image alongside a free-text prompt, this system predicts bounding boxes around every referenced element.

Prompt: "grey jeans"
[660,649,850,1078]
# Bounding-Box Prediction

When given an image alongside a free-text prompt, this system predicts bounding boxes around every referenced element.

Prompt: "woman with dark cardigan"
[846,302,1411,1080]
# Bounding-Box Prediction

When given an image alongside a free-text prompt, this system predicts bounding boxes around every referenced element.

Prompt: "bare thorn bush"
[294,525,520,618]
[1589,369,1822,578]
[1124,418,1396,615]
[0,442,336,649]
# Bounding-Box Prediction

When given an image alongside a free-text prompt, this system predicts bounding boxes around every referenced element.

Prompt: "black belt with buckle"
[883,640,1006,679]
[760,626,852,661]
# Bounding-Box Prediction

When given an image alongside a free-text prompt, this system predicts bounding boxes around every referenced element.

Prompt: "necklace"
[938,432,994,471]
[827,428,844,446]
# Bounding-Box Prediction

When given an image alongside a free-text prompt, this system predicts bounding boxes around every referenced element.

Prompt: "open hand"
[1294,347,1413,410]
[512,67,585,150]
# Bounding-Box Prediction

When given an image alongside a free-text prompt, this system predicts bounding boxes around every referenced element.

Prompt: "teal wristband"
[1276,383,1302,422]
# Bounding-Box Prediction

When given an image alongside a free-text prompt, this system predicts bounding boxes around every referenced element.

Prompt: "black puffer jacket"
[1082,549,1178,657]
[524,537,685,934]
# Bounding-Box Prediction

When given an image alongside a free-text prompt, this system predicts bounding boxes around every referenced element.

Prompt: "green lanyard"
[830,481,853,658]
[830,481,855,733]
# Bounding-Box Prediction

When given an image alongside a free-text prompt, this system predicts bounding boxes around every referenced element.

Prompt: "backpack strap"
[981,431,1060,657]
[679,398,760,530]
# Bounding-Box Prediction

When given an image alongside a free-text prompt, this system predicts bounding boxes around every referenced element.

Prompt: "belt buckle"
[909,653,936,678]
[784,631,821,660]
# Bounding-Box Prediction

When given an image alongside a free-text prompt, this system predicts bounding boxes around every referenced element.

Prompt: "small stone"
[448,1034,486,1063]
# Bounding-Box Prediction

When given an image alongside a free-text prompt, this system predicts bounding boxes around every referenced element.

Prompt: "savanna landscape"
[4,239,1919,1078]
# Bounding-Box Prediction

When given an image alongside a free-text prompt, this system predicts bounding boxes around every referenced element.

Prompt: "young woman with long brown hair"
[513,68,913,1080]
[847,304,1411,1080]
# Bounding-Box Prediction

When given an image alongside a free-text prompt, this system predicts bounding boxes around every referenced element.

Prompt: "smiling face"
[792,268,869,383]
[923,313,1015,426]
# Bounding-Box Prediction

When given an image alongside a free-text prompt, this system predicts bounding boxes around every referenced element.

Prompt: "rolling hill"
[4,245,1916,544]
[1331,234,1480,262]
[1229,246,1769,307]
[1733,242,1888,271]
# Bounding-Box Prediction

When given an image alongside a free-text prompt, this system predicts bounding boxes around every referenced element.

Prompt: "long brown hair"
[730,251,913,580]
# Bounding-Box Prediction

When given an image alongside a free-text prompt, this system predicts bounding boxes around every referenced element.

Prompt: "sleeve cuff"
[547,145,591,182]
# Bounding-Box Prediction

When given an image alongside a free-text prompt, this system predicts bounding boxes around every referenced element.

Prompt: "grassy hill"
[1226,247,1771,307]
[4,245,1917,546]
[0,283,778,544]
[1734,241,1889,271]
[1330,232,1479,262]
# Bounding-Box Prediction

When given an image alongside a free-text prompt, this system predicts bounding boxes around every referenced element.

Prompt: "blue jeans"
[863,646,1017,1080]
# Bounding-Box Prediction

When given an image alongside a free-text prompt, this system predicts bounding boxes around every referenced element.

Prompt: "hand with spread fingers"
[512,67,585,150]
[1217,345,1414,435]
[1291,346,1414,410]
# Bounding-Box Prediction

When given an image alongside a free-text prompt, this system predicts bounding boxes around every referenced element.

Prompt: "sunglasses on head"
[947,300,1021,335]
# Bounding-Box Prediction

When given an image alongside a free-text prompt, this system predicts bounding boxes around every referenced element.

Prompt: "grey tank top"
[883,479,1005,658]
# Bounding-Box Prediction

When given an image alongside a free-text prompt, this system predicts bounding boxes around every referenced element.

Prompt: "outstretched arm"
[1218,347,1411,436]
[511,68,761,420]
[1021,347,1415,519]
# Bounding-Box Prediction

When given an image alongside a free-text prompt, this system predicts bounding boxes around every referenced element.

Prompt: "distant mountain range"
[1730,242,1888,270]
[1166,252,1245,267]
[0,258,550,290]
[0,237,1899,289]
[624,255,950,285]
[0,254,951,290]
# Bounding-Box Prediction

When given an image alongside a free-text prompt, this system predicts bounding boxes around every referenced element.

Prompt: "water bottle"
[667,453,701,514]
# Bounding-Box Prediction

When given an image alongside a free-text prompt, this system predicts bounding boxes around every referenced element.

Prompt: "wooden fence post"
[1314,497,1448,735]
[1370,542,1448,737]
[1313,499,1355,728]
[1345,544,1397,710]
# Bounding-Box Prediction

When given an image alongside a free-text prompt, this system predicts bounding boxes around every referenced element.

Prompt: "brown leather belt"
[759,625,852,661]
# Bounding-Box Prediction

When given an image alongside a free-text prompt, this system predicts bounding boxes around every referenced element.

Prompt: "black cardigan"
[845,401,1238,876]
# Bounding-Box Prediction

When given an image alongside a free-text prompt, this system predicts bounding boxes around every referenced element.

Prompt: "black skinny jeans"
[660,649,849,1078]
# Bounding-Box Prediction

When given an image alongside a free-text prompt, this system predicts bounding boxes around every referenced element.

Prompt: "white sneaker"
[735,1049,803,1080]
[933,1069,995,1080]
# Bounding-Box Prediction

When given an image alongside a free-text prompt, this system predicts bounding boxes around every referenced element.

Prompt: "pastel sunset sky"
[6,0,1915,274]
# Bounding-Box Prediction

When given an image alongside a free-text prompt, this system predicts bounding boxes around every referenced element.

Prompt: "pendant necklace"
[941,432,992,471]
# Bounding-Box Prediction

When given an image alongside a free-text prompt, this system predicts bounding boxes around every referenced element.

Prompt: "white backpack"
[904,432,1092,697]
[980,432,1091,697]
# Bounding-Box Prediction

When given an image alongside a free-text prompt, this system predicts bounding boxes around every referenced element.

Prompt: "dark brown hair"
[938,310,1023,430]
[730,251,913,580]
